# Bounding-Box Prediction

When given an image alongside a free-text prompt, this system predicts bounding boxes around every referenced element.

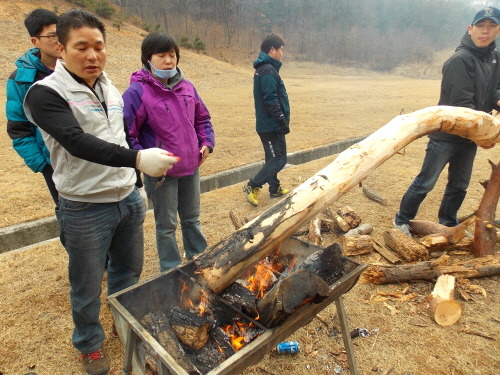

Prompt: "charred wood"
[169,306,213,350]
[257,269,330,327]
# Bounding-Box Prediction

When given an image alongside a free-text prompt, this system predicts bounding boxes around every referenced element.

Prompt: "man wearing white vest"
[24,9,178,375]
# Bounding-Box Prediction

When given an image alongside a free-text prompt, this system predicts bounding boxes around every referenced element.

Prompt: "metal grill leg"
[335,296,359,375]
[122,326,136,375]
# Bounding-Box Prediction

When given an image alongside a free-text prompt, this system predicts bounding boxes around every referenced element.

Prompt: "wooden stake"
[429,275,462,326]
[474,160,500,257]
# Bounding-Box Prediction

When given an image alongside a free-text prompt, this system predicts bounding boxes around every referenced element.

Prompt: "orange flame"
[245,256,284,299]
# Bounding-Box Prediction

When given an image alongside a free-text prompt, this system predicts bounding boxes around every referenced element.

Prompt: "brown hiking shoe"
[81,348,110,375]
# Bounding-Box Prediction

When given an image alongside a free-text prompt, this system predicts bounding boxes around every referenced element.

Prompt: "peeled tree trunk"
[195,106,500,294]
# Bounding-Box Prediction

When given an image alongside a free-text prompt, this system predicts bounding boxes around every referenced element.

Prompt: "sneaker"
[81,348,110,375]
[243,183,261,206]
[392,219,412,237]
[270,186,290,198]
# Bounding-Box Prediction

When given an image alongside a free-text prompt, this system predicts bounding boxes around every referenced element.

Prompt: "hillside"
[0,1,499,375]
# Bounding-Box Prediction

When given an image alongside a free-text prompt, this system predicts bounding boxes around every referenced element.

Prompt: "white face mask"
[148,60,177,79]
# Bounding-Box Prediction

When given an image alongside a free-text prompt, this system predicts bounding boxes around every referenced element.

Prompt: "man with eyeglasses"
[6,8,60,204]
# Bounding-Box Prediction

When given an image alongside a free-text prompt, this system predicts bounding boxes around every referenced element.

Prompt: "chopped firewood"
[462,325,496,340]
[337,206,362,229]
[442,236,474,252]
[419,234,450,250]
[429,275,462,326]
[229,210,245,230]
[474,160,499,257]
[343,223,374,237]
[383,229,428,262]
[320,216,337,233]
[338,235,374,256]
[362,185,388,206]
[334,213,351,232]
[410,216,475,245]
[361,255,500,284]
[372,239,402,264]
[307,217,322,245]
[257,269,330,327]
[325,206,350,232]
[169,306,214,350]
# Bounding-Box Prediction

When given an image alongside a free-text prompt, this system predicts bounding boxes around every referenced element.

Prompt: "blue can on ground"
[276,341,300,354]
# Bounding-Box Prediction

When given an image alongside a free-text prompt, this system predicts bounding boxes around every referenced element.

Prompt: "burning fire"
[245,256,284,299]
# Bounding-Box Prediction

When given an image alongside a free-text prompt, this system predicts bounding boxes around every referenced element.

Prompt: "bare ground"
[0,1,499,375]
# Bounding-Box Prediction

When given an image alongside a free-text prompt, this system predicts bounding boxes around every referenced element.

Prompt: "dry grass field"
[0,1,499,375]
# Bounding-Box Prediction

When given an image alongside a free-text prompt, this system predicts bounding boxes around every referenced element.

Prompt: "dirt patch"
[0,1,499,375]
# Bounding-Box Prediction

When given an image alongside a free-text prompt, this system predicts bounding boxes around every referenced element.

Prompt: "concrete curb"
[0,136,365,254]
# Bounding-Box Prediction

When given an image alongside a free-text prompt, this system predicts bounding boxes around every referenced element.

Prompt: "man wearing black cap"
[393,7,500,236]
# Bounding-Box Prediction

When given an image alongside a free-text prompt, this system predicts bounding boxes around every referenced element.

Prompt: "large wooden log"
[361,255,500,284]
[194,106,500,294]
[474,160,500,257]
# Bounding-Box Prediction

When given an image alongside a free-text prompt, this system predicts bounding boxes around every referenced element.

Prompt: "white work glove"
[136,148,179,177]
[138,186,148,211]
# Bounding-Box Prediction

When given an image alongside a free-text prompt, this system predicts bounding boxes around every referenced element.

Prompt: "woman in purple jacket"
[123,32,215,272]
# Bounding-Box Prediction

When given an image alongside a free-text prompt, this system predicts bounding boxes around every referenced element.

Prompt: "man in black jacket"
[243,33,291,206]
[393,7,500,236]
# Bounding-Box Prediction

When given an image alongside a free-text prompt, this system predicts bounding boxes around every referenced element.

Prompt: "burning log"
[140,312,201,375]
[429,275,462,326]
[169,306,213,350]
[257,269,330,327]
[209,327,236,358]
[219,282,259,321]
[194,106,500,294]
[256,244,345,327]
[339,235,375,256]
[474,160,500,257]
[184,340,227,374]
[362,255,500,284]
[295,243,346,284]
[383,229,428,262]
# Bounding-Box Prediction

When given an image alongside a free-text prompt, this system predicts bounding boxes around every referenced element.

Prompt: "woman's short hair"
[141,32,180,69]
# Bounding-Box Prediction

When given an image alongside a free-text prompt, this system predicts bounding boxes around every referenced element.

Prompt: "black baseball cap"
[471,7,500,25]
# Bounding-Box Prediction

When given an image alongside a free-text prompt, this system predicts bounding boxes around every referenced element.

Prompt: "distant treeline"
[112,0,495,71]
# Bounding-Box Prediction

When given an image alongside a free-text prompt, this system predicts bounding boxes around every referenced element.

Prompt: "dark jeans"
[42,164,59,205]
[395,138,477,227]
[249,132,287,194]
[57,189,145,353]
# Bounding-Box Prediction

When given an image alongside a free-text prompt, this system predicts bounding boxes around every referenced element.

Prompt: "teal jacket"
[6,48,51,172]
[253,51,290,134]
